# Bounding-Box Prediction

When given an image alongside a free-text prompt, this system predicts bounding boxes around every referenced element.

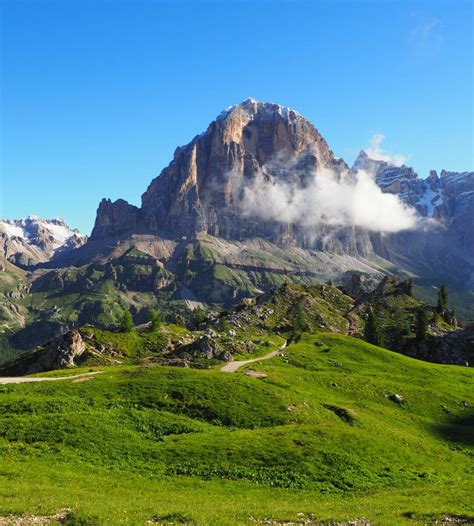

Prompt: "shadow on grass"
[433,411,474,446]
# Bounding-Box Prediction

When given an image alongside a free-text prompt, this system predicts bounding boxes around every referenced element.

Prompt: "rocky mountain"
[84,99,473,312]
[1,99,472,354]
[0,216,87,266]
[352,149,474,226]
[91,98,372,254]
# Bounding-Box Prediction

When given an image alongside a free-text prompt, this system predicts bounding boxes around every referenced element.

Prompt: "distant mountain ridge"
[0,216,87,266]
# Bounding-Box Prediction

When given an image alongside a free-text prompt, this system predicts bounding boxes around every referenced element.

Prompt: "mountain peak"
[217,98,303,123]
[92,99,347,243]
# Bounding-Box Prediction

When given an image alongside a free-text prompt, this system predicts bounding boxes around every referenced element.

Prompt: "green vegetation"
[120,310,134,333]
[193,306,207,325]
[0,334,472,524]
[149,309,161,332]
[437,284,449,314]
[415,308,429,343]
[292,301,309,337]
[364,309,383,346]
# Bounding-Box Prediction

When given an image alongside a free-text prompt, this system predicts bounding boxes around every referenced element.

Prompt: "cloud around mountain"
[241,165,418,234]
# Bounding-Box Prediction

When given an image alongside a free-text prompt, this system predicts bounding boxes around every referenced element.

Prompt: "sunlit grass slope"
[0,334,472,525]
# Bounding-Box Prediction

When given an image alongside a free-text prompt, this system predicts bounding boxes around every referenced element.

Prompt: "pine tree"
[415,309,429,343]
[405,278,413,296]
[364,309,383,346]
[120,310,133,333]
[436,284,448,314]
[149,310,160,332]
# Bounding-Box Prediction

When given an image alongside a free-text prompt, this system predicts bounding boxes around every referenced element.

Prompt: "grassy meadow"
[0,334,473,524]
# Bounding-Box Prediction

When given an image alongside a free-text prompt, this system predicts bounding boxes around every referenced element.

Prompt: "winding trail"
[0,371,103,384]
[221,340,287,373]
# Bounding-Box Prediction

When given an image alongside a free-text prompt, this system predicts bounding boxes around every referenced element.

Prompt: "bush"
[193,306,207,324]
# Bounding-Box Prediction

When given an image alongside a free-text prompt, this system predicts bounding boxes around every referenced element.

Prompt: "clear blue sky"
[1,0,472,234]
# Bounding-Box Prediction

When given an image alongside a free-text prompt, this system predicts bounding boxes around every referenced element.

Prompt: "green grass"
[0,334,472,524]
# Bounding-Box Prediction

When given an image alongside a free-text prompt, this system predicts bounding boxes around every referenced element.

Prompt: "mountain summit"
[92,99,348,244]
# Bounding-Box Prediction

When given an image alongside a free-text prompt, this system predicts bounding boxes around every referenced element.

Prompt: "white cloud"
[241,166,418,234]
[365,133,408,166]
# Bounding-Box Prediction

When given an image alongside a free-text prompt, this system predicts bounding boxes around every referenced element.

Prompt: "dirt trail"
[221,340,287,373]
[0,371,103,384]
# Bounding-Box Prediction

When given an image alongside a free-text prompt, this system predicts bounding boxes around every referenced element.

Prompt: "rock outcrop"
[0,329,87,375]
[91,198,140,239]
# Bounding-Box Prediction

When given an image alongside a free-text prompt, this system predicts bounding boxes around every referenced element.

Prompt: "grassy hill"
[0,334,472,525]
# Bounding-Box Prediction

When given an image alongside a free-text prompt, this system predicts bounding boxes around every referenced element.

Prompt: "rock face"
[417,326,474,367]
[0,216,87,267]
[91,199,139,239]
[140,98,348,241]
[0,329,87,375]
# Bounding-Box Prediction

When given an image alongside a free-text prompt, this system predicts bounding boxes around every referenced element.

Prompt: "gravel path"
[0,371,103,384]
[221,340,287,373]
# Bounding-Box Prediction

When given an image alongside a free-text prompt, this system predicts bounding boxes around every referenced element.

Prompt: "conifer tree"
[193,306,207,324]
[436,284,448,314]
[120,310,133,333]
[149,310,160,332]
[364,309,383,346]
[415,309,429,343]
[293,302,309,336]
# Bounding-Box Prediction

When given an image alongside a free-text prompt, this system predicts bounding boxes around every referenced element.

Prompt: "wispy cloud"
[364,134,408,167]
[408,15,444,56]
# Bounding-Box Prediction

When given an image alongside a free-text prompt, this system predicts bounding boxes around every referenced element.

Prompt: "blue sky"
[1,0,472,234]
